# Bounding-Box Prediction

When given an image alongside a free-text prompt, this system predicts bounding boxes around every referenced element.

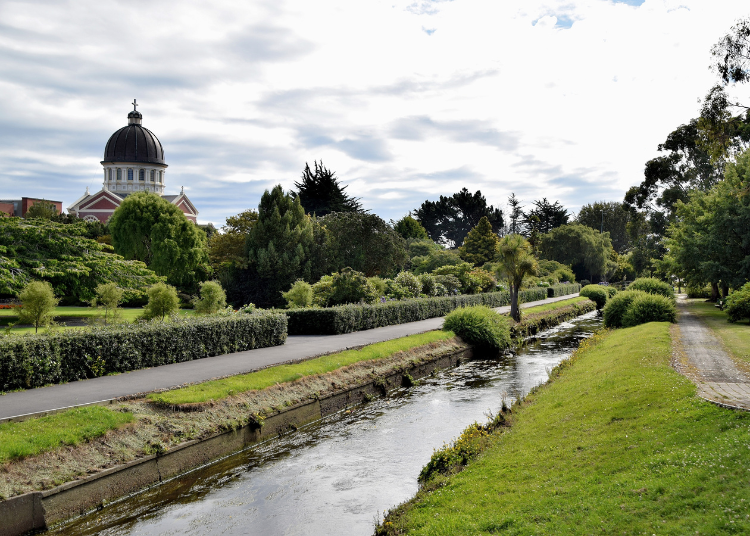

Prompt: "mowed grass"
[148,330,457,406]
[0,406,134,464]
[686,299,750,366]
[380,322,750,535]
[517,296,590,315]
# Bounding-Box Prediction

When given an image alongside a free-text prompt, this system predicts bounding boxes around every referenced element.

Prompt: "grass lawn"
[148,330,458,406]
[378,322,750,535]
[684,298,750,366]
[0,406,133,464]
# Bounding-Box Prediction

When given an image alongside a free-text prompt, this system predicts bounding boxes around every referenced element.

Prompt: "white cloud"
[0,0,747,225]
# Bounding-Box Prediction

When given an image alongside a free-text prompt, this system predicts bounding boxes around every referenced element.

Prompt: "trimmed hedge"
[580,285,609,309]
[628,277,675,301]
[0,312,287,391]
[286,288,551,335]
[621,293,676,327]
[547,283,581,298]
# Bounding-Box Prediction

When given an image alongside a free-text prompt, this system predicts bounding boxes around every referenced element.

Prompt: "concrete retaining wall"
[1,347,473,536]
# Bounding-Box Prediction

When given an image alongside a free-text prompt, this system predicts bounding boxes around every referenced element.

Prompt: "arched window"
[128,169,133,181]
[117,168,122,180]
[139,169,145,181]
[150,170,155,181]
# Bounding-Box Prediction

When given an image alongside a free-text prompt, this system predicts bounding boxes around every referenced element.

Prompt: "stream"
[51,310,601,536]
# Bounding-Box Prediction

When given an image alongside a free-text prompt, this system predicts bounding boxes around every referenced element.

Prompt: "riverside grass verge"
[684,298,750,366]
[376,322,750,535]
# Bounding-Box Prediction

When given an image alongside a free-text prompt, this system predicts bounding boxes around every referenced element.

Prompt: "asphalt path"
[0,294,579,422]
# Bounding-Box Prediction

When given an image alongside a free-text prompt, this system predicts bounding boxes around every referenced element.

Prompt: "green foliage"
[433,262,481,294]
[605,286,617,298]
[311,275,335,307]
[418,273,444,297]
[458,216,499,266]
[193,281,228,315]
[576,201,632,253]
[496,234,537,321]
[24,200,58,219]
[368,276,388,297]
[321,212,407,277]
[207,209,258,271]
[433,274,462,295]
[18,281,59,333]
[522,198,569,236]
[469,269,496,293]
[329,268,378,305]
[410,249,463,275]
[442,305,511,350]
[0,312,287,391]
[395,215,429,240]
[393,271,422,298]
[294,161,363,216]
[92,282,124,325]
[726,282,750,323]
[142,282,180,321]
[602,290,648,328]
[536,259,576,284]
[579,284,608,310]
[282,279,314,308]
[109,192,209,291]
[407,238,441,259]
[419,422,491,483]
[621,293,677,327]
[539,222,615,282]
[547,283,581,298]
[0,217,162,305]
[628,277,674,300]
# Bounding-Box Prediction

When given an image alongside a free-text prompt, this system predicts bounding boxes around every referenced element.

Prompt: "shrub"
[0,312,287,391]
[141,282,180,321]
[312,275,334,307]
[579,285,608,309]
[469,269,497,293]
[552,267,576,284]
[18,281,59,333]
[329,268,378,306]
[547,283,581,298]
[394,271,422,298]
[602,290,647,328]
[628,277,674,300]
[621,293,677,327]
[368,276,387,298]
[92,282,124,325]
[605,286,617,298]
[418,422,489,482]
[434,274,462,295]
[281,280,313,309]
[418,273,441,297]
[193,281,228,314]
[726,283,750,323]
[443,305,511,350]
[433,262,478,294]
[580,279,591,287]
[686,285,710,299]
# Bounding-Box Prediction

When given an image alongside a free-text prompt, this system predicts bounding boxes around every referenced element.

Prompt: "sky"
[0,0,748,227]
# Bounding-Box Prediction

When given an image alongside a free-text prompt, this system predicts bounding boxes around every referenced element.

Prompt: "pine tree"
[294,161,363,216]
[458,216,500,266]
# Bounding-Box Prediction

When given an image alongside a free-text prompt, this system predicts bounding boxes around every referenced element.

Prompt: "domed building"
[67,101,198,223]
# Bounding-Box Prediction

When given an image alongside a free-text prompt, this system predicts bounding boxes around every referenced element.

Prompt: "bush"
[0,312,287,391]
[580,279,591,287]
[443,306,511,350]
[92,282,124,325]
[686,285,710,299]
[193,281,228,314]
[579,285,608,309]
[469,269,497,293]
[18,281,59,333]
[621,293,677,327]
[311,275,334,307]
[368,276,387,298]
[329,268,378,306]
[141,282,180,321]
[602,290,648,328]
[726,283,750,323]
[418,273,441,297]
[434,274,462,295]
[394,271,422,298]
[282,280,313,309]
[628,277,674,300]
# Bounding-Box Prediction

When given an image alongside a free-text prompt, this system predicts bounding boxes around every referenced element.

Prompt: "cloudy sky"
[0,0,747,226]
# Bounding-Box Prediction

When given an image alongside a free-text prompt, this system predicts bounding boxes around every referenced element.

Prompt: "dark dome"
[102,114,166,165]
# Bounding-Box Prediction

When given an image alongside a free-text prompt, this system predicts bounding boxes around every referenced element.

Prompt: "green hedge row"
[547,283,582,298]
[287,288,552,335]
[0,312,287,391]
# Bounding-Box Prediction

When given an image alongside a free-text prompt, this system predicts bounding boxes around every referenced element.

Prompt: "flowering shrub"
[0,304,20,310]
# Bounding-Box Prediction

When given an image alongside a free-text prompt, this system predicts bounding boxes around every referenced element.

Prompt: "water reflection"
[52,312,600,536]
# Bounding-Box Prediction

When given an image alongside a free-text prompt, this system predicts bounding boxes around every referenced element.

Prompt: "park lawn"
[147,330,458,406]
[518,296,589,315]
[685,299,750,366]
[378,322,750,535]
[0,406,134,464]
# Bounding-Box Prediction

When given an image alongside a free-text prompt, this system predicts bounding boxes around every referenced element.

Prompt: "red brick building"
[0,198,63,217]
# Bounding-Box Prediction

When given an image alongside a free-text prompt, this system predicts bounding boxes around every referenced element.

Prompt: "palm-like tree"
[497,234,538,322]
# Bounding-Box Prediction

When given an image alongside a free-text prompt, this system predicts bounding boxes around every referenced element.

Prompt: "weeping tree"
[496,234,537,322]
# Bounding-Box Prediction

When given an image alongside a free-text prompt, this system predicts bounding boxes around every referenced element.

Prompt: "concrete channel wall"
[1,347,473,536]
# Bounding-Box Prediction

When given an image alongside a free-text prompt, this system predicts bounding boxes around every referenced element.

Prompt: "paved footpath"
[0,294,580,422]
[674,295,750,410]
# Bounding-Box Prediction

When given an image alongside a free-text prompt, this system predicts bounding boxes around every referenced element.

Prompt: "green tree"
[394,215,429,240]
[496,234,537,322]
[24,200,58,219]
[109,192,209,291]
[142,282,180,321]
[321,212,407,277]
[506,193,524,235]
[92,282,124,325]
[522,198,569,236]
[193,280,227,314]
[576,201,631,254]
[282,280,314,308]
[208,209,258,271]
[18,280,59,333]
[458,216,499,266]
[294,161,363,216]
[415,188,503,248]
[246,185,318,306]
[538,223,615,282]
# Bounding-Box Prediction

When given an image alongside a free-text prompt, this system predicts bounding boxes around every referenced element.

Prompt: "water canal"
[51,311,601,536]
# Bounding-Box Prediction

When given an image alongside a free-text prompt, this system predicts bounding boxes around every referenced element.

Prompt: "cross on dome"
[132,99,138,111]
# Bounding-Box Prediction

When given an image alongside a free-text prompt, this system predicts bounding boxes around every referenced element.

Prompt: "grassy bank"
[685,299,750,366]
[378,322,750,535]
[516,296,589,315]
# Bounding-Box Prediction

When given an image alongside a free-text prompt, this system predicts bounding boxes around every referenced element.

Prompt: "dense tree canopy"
[538,223,614,282]
[24,200,58,219]
[459,216,499,266]
[394,215,429,240]
[207,209,258,271]
[294,161,363,216]
[576,201,631,253]
[109,192,209,291]
[414,188,503,248]
[0,217,162,304]
[522,198,569,236]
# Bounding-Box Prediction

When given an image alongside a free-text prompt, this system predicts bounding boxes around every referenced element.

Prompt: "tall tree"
[506,193,524,235]
[538,223,615,282]
[459,216,499,266]
[522,198,568,236]
[207,209,258,271]
[496,234,537,322]
[414,188,503,248]
[394,215,429,240]
[294,161,363,216]
[109,192,209,291]
[576,201,631,254]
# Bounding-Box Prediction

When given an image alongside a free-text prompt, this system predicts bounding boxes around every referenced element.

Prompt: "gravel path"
[673,296,750,410]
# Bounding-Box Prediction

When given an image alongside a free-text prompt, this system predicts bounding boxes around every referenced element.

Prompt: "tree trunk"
[721,282,729,299]
[710,282,720,302]
[510,286,520,322]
